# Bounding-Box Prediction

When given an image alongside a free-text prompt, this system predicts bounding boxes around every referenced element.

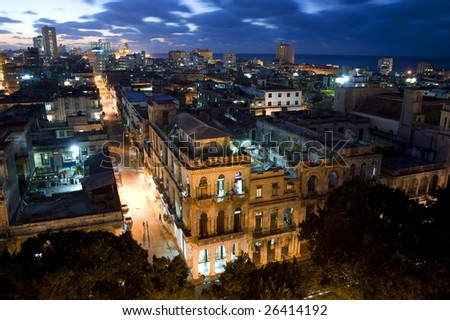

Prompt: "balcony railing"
[232,193,248,201]
[214,195,232,203]
[195,196,213,207]
[253,225,297,239]
[197,229,245,246]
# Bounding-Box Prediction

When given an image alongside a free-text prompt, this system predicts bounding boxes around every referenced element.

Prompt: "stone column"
[288,234,294,256]
[275,237,282,261]
[192,248,199,279]
[209,246,216,276]
[260,241,268,265]
[226,243,232,263]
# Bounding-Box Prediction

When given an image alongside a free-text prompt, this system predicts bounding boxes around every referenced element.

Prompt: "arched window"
[408,178,418,196]
[360,163,366,181]
[217,210,225,235]
[198,176,207,198]
[307,175,317,194]
[217,174,225,197]
[349,164,356,181]
[418,177,428,194]
[234,208,241,232]
[397,179,406,191]
[283,208,293,228]
[430,175,439,192]
[328,171,338,191]
[199,213,208,237]
[371,161,378,180]
[234,172,243,194]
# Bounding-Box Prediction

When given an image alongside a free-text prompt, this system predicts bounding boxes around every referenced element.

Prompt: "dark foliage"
[0,230,193,299]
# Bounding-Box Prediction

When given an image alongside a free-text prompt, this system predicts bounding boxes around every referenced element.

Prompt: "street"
[96,77,180,261]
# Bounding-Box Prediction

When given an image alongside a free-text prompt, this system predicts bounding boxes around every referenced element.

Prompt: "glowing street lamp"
[335,75,350,86]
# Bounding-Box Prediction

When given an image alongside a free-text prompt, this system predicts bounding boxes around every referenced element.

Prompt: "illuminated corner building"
[377,57,393,75]
[147,101,303,279]
[41,25,58,59]
[276,43,295,65]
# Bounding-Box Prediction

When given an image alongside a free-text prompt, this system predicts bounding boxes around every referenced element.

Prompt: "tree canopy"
[204,182,450,300]
[0,230,194,299]
[299,181,450,299]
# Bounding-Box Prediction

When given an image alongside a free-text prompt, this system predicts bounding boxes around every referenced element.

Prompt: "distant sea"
[150,53,450,72]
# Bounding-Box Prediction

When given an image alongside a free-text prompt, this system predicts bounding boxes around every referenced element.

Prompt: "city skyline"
[0,0,449,57]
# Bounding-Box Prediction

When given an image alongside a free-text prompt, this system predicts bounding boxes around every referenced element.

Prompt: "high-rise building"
[193,48,213,60]
[32,35,43,52]
[223,51,236,67]
[377,57,393,75]
[90,39,111,52]
[23,47,41,67]
[417,62,432,75]
[41,26,58,59]
[276,43,295,65]
[169,50,187,60]
[88,39,111,74]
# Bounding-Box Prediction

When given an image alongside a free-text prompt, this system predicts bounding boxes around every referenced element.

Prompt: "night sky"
[0,0,449,56]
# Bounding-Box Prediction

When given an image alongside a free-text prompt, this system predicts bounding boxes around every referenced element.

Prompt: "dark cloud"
[22,10,37,15]
[4,0,446,56]
[0,17,21,23]
[338,0,371,4]
[36,18,58,25]
[0,29,11,34]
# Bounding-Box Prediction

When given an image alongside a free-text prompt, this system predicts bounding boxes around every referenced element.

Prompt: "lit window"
[41,153,50,165]
[286,182,294,192]
[256,186,262,198]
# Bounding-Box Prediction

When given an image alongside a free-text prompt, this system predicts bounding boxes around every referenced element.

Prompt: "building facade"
[146,107,304,279]
[41,26,58,59]
[276,43,295,65]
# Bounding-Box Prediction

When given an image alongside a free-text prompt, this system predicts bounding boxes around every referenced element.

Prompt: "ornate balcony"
[232,192,247,201]
[252,225,297,239]
[214,195,232,203]
[195,196,213,207]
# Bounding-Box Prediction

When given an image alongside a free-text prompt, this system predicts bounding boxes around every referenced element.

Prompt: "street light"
[70,145,81,181]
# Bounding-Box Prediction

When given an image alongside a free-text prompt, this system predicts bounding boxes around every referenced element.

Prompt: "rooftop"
[12,190,119,225]
[178,113,232,140]
[150,95,177,104]
[123,91,148,103]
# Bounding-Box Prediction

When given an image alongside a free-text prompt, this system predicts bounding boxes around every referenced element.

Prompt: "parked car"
[121,203,129,213]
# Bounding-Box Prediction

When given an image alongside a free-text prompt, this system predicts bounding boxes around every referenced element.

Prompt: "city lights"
[0,3,450,310]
